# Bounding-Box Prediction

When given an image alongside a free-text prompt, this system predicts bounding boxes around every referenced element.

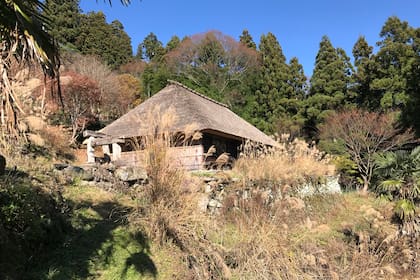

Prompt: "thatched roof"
[99,81,277,146]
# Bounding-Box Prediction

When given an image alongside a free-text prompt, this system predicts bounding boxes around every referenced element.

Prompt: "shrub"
[375,147,420,236]
[0,171,69,278]
[321,109,416,193]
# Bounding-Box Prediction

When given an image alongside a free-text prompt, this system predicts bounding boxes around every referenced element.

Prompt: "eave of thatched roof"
[99,81,278,146]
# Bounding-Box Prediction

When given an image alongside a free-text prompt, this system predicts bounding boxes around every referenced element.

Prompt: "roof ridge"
[167,80,229,108]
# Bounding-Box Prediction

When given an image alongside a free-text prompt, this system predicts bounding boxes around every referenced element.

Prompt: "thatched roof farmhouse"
[85,81,277,170]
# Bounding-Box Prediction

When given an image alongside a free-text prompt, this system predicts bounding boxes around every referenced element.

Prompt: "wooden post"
[87,136,95,163]
[112,143,121,161]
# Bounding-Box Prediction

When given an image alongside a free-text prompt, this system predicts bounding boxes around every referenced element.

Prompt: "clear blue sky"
[80,0,420,76]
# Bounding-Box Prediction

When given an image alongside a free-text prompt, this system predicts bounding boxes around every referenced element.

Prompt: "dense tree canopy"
[303,36,354,137]
[44,0,81,49]
[75,12,132,68]
[352,36,375,108]
[371,16,416,110]
[251,32,292,133]
[164,31,259,103]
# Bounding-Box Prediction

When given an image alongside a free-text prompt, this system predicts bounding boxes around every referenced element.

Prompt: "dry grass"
[124,120,419,279]
[214,191,418,279]
[234,134,335,188]
[128,107,232,279]
[38,125,73,157]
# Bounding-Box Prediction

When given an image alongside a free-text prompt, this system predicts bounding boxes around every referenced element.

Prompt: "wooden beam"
[92,137,125,146]
[83,130,107,138]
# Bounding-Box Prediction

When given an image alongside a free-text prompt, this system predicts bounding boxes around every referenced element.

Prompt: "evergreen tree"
[75,12,132,68]
[288,57,307,100]
[239,29,256,50]
[166,35,181,52]
[252,32,293,133]
[135,44,143,60]
[141,64,170,99]
[109,20,133,67]
[352,36,376,108]
[139,32,165,62]
[275,57,307,137]
[401,27,420,136]
[44,0,81,48]
[371,16,416,110]
[310,36,351,98]
[305,36,353,136]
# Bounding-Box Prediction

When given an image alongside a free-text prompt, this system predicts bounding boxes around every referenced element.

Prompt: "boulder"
[63,165,84,176]
[53,163,69,170]
[114,166,148,182]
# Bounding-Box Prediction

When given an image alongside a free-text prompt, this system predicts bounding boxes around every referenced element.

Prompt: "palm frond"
[379,179,403,192]
[395,199,416,222]
[104,0,132,7]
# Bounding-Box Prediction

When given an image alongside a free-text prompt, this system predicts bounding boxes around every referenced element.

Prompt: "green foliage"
[239,29,256,49]
[44,0,81,48]
[374,146,420,235]
[401,27,420,136]
[141,63,170,98]
[139,32,165,62]
[352,36,376,108]
[371,16,417,111]
[0,172,69,279]
[165,35,181,52]
[75,12,132,68]
[319,138,360,189]
[251,32,294,133]
[307,36,353,134]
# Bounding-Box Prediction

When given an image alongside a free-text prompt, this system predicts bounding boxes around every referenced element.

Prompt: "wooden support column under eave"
[112,143,122,161]
[87,136,95,163]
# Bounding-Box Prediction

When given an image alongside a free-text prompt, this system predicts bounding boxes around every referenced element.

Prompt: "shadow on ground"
[31,200,157,279]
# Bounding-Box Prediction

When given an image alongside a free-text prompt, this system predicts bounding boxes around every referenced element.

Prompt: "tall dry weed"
[235,134,335,188]
[129,106,231,279]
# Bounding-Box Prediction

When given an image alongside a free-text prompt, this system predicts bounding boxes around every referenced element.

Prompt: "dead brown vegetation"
[234,135,335,188]
[128,108,232,279]
[124,116,420,278]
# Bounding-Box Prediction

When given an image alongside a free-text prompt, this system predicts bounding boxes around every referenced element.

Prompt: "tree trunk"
[361,176,369,194]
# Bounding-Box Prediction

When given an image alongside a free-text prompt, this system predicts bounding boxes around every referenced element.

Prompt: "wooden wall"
[114,145,204,170]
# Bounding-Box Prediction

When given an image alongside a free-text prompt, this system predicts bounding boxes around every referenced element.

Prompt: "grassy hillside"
[0,136,418,279]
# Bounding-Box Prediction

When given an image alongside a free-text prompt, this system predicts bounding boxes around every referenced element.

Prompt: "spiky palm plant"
[375,146,420,236]
[1,0,59,133]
